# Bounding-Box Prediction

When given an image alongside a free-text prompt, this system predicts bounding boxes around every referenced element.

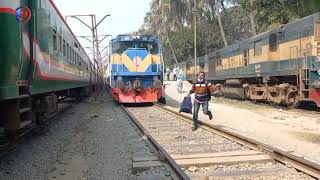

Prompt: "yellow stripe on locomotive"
[110,53,161,72]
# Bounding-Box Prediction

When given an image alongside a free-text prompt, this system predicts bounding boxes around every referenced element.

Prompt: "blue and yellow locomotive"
[106,33,165,103]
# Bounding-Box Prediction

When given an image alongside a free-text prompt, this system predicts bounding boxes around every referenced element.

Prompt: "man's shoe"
[192,126,198,131]
[208,112,213,120]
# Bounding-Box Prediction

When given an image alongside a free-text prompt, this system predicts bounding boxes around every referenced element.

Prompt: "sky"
[53,0,152,59]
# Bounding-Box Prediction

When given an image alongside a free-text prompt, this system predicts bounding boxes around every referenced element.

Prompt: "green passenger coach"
[0,0,98,139]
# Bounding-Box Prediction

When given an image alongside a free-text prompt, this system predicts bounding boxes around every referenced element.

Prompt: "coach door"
[300,28,312,68]
[268,33,280,61]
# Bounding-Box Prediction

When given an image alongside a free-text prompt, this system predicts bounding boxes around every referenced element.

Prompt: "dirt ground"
[0,95,169,180]
[163,81,320,165]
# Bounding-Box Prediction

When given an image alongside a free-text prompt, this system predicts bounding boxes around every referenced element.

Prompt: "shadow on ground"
[165,94,183,109]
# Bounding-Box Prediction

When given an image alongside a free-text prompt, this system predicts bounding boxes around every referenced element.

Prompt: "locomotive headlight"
[153,76,159,81]
[153,76,162,88]
[116,76,124,88]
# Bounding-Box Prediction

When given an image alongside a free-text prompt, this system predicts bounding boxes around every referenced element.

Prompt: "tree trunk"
[220,0,227,14]
[166,34,179,65]
[249,0,257,35]
[215,0,228,46]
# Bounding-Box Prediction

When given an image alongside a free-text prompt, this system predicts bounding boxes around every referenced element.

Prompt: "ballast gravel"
[0,96,171,180]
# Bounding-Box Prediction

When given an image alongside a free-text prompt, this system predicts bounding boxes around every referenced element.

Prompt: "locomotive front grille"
[132,80,143,92]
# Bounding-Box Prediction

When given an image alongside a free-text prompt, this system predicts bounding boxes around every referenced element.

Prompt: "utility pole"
[65,14,111,98]
[193,0,197,80]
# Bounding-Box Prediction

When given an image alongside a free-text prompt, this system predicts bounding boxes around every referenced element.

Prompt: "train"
[105,33,166,103]
[0,0,101,140]
[180,12,320,108]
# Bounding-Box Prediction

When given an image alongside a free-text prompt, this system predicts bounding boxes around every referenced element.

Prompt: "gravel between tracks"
[130,106,246,155]
[127,105,316,179]
[0,95,167,180]
[164,81,320,165]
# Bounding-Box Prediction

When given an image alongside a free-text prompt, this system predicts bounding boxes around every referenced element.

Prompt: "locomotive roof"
[181,12,320,64]
[205,12,320,59]
[112,34,160,43]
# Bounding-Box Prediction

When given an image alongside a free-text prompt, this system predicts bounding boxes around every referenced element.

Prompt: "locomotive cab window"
[146,43,159,54]
[254,40,262,56]
[112,41,159,54]
[269,34,278,52]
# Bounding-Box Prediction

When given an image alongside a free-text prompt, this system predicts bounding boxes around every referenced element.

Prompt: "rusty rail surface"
[120,104,191,180]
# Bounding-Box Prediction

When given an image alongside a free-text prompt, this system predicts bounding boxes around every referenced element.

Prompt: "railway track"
[122,104,320,180]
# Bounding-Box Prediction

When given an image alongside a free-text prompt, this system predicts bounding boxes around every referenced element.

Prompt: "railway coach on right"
[189,13,320,108]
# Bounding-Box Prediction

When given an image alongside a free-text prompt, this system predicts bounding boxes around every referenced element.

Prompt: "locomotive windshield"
[112,41,159,54]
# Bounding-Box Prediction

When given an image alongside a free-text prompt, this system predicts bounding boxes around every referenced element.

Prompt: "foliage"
[141,0,320,66]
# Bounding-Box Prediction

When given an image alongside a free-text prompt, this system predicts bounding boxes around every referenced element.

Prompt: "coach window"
[73,51,75,64]
[315,23,320,40]
[66,43,69,59]
[63,40,66,56]
[70,49,73,64]
[254,40,262,56]
[186,62,190,70]
[75,54,78,65]
[69,46,72,62]
[76,53,79,64]
[59,35,62,52]
[69,46,72,60]
[244,49,249,66]
[216,59,222,66]
[269,34,278,52]
[53,29,57,51]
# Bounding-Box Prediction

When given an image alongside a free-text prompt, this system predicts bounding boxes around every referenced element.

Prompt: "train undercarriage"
[219,69,320,108]
[0,86,92,144]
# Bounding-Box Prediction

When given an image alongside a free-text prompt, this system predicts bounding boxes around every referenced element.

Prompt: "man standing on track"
[188,71,215,131]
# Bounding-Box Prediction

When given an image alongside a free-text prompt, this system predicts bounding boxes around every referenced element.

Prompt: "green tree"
[142,0,320,65]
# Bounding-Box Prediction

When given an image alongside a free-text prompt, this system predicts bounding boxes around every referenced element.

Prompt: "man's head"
[198,71,205,81]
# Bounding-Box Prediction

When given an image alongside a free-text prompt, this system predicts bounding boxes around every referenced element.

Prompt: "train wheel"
[267,95,280,107]
[267,98,279,107]
[285,91,300,109]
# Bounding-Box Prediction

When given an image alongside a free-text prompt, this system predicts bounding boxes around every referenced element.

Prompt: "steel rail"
[155,104,320,179]
[120,105,190,180]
